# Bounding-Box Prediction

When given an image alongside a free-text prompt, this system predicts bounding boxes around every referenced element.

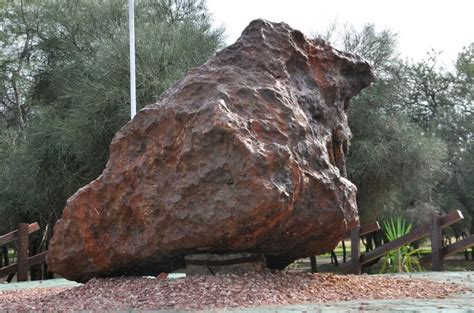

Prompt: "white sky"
[206,0,474,68]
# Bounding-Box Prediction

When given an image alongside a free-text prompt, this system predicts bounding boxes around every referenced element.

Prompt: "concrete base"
[185,252,266,276]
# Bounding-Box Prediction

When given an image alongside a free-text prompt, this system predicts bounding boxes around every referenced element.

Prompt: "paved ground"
[1,272,472,312]
[0,278,81,292]
[0,273,187,292]
[227,272,474,313]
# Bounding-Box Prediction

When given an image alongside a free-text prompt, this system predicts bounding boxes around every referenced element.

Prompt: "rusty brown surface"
[47,19,373,282]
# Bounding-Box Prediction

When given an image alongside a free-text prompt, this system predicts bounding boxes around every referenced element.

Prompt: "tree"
[316,24,449,228]
[398,46,473,238]
[0,0,43,137]
[324,25,473,255]
[0,0,223,235]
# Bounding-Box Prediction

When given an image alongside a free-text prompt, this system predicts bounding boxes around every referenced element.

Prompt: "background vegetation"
[0,0,223,237]
[316,25,473,242]
[0,1,472,253]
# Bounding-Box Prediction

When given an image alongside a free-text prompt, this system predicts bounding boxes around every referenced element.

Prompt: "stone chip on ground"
[0,272,467,311]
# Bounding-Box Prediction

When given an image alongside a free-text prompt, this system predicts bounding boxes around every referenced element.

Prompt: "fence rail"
[0,223,40,246]
[344,222,380,239]
[0,223,47,282]
[346,210,474,274]
[310,221,381,273]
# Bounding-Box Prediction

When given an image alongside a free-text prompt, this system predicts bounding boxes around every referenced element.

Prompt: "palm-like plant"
[380,218,423,273]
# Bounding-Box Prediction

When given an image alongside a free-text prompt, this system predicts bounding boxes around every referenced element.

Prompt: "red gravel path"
[0,272,467,311]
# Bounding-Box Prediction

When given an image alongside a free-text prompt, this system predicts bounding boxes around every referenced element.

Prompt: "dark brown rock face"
[47,19,373,282]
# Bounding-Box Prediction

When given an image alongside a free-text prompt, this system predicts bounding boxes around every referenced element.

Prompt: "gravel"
[0,272,467,311]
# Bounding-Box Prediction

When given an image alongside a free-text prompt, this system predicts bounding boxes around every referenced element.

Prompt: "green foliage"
[321,24,449,225]
[384,217,412,240]
[0,0,43,134]
[317,24,473,237]
[0,0,223,231]
[1,5,472,247]
[348,102,447,224]
[400,48,473,234]
[380,218,423,273]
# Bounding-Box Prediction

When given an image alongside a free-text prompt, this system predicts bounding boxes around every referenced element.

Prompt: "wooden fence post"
[310,256,317,273]
[17,223,29,282]
[430,215,443,271]
[351,227,361,274]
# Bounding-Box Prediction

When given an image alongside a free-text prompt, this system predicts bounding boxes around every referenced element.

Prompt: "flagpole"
[129,0,136,119]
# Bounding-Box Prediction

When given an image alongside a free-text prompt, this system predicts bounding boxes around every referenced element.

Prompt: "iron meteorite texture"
[47,19,373,282]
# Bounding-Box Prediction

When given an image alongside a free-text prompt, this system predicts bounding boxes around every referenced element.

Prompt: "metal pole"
[129,0,136,119]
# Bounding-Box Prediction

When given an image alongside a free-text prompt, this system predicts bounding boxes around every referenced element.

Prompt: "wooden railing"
[347,210,474,274]
[344,222,380,239]
[309,221,381,273]
[0,223,47,282]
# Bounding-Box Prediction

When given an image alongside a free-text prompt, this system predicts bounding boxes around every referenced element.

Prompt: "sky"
[206,0,474,68]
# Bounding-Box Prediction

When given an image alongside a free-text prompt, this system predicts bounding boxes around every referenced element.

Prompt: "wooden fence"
[0,223,47,282]
[347,210,474,274]
[309,222,381,272]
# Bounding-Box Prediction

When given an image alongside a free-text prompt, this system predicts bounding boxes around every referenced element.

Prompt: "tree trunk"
[342,241,347,263]
[471,218,474,261]
[29,234,43,280]
[310,256,317,273]
[461,234,469,261]
[374,230,383,247]
[1,245,9,267]
[43,221,55,279]
[365,234,374,252]
[43,262,54,279]
[331,251,339,266]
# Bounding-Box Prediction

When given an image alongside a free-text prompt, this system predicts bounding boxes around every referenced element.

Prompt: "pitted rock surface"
[47,19,373,282]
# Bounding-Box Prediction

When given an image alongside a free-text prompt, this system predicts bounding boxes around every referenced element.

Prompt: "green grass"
[288,239,474,274]
[288,252,474,274]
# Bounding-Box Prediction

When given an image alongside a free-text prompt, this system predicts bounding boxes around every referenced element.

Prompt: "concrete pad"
[0,273,186,292]
[0,278,81,292]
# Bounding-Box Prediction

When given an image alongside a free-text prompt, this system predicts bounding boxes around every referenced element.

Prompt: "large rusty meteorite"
[47,19,373,282]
